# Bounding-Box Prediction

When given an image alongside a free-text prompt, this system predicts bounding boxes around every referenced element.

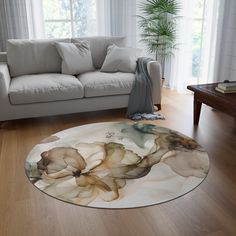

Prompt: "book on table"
[218,82,236,91]
[215,86,236,94]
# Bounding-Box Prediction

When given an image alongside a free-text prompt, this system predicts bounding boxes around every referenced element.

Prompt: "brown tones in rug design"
[25,122,209,208]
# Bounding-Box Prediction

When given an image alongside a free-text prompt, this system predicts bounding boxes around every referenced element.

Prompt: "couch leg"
[0,121,5,129]
[154,104,161,111]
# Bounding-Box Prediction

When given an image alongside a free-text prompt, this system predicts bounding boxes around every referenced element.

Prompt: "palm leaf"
[137,0,180,72]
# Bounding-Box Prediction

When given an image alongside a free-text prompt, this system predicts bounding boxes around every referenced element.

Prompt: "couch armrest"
[147,60,162,108]
[0,63,11,98]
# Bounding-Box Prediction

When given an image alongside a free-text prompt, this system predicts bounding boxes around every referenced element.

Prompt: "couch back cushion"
[71,36,126,69]
[7,38,70,77]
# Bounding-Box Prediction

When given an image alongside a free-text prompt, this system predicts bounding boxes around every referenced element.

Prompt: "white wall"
[217,0,236,82]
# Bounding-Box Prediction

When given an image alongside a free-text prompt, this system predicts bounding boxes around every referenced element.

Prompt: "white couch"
[0,36,162,122]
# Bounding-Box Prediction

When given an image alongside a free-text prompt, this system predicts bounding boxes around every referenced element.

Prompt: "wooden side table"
[187,83,236,125]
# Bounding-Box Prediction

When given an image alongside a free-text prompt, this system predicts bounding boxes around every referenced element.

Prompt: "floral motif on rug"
[25,122,210,209]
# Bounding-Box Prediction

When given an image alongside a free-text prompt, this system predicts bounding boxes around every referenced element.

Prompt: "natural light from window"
[192,0,205,79]
[42,0,205,83]
[42,0,97,38]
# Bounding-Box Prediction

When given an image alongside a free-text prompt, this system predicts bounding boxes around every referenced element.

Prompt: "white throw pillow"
[55,41,95,75]
[100,44,141,73]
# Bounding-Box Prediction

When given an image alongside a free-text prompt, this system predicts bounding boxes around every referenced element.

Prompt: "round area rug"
[25,122,210,209]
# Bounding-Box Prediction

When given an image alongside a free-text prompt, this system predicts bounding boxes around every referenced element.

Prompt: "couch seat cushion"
[77,71,135,98]
[9,74,84,105]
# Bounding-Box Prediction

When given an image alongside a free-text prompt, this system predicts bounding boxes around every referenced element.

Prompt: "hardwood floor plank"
[0,88,235,236]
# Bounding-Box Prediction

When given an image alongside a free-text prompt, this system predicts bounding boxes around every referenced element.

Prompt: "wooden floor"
[0,88,236,236]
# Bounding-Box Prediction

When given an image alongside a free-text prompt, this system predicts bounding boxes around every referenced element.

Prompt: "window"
[42,0,97,38]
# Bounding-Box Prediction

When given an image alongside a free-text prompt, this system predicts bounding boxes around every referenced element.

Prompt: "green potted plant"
[138,0,180,80]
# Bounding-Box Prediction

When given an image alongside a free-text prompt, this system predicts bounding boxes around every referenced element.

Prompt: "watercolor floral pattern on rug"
[25,122,209,208]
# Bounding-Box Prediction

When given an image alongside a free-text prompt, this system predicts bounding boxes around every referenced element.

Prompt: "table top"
[187,83,236,102]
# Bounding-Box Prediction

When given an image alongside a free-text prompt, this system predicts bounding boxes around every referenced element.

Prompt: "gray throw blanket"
[126,57,154,117]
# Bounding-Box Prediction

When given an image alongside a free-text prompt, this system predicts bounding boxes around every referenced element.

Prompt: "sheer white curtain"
[167,0,193,91]
[0,0,29,51]
[26,0,45,39]
[97,0,137,47]
[217,0,236,82]
[198,0,225,84]
[0,0,45,51]
[167,0,225,92]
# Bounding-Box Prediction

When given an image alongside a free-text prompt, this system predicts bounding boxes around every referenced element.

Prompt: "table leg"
[194,98,202,125]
